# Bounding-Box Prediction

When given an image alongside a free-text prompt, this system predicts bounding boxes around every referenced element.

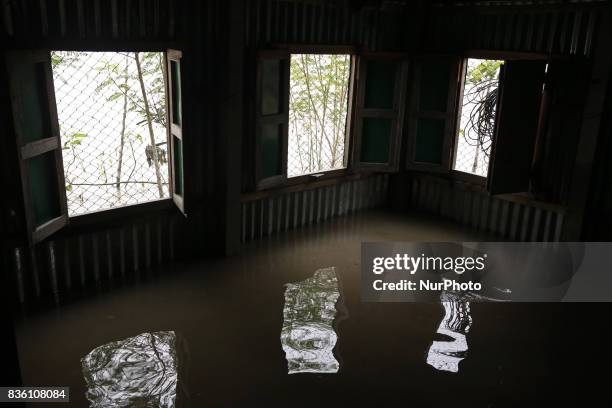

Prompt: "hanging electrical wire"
[461,77,499,159]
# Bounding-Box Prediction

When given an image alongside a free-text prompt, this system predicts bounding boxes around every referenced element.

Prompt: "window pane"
[419,60,451,112]
[261,59,281,115]
[171,60,182,126]
[261,123,282,178]
[415,118,445,164]
[288,54,351,177]
[453,59,503,177]
[26,151,61,226]
[16,62,52,143]
[364,60,396,109]
[52,51,170,216]
[360,118,391,163]
[173,136,183,196]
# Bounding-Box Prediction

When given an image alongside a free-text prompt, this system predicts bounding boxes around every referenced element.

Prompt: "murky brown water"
[15,210,611,406]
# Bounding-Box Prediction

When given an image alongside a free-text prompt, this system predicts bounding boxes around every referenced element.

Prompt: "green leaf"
[108,92,124,101]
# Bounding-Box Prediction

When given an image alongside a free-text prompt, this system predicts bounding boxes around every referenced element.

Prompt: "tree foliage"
[51,51,168,211]
[466,59,502,85]
[289,54,350,176]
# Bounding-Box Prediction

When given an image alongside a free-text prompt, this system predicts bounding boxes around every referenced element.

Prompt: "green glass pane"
[415,118,445,164]
[364,60,397,109]
[171,60,182,125]
[419,60,451,112]
[26,152,60,227]
[360,118,391,163]
[173,136,183,196]
[261,123,281,178]
[18,62,52,143]
[262,59,281,115]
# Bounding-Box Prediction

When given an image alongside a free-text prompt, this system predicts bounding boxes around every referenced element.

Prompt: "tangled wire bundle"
[462,78,499,159]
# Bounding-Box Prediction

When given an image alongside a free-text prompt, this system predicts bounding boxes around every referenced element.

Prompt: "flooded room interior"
[1,0,612,406]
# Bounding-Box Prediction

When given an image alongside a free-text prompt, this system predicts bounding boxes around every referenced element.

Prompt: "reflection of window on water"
[453,59,504,177]
[288,54,351,178]
[281,267,345,374]
[81,331,178,407]
[426,291,472,373]
[52,51,169,216]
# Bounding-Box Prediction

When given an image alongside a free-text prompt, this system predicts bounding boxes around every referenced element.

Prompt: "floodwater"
[14,210,611,406]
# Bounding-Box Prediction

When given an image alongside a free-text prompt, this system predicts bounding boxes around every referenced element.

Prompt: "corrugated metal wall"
[244,0,424,51]
[426,3,600,56]
[9,213,187,308]
[403,174,565,242]
[241,174,389,242]
[2,0,190,41]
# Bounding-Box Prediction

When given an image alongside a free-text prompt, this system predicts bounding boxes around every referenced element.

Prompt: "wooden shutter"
[488,60,546,195]
[7,50,68,244]
[167,49,186,214]
[255,51,289,190]
[406,56,461,173]
[352,55,409,172]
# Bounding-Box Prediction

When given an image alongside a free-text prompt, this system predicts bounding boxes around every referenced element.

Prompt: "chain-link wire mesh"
[453,59,503,177]
[288,54,350,178]
[51,51,168,216]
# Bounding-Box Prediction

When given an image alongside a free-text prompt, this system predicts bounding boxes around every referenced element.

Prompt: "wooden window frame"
[254,50,290,190]
[252,47,410,193]
[166,49,186,215]
[7,48,186,243]
[406,55,461,174]
[352,52,409,173]
[7,50,68,245]
[449,51,549,185]
[254,47,359,191]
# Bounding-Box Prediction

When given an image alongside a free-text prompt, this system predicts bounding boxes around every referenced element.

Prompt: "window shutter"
[7,50,68,244]
[406,56,461,173]
[352,55,409,172]
[488,60,546,195]
[255,51,289,189]
[167,49,186,214]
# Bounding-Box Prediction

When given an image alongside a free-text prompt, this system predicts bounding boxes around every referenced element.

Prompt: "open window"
[452,59,504,178]
[448,57,546,195]
[406,56,461,173]
[288,53,353,178]
[353,55,409,172]
[253,50,408,190]
[7,48,185,244]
